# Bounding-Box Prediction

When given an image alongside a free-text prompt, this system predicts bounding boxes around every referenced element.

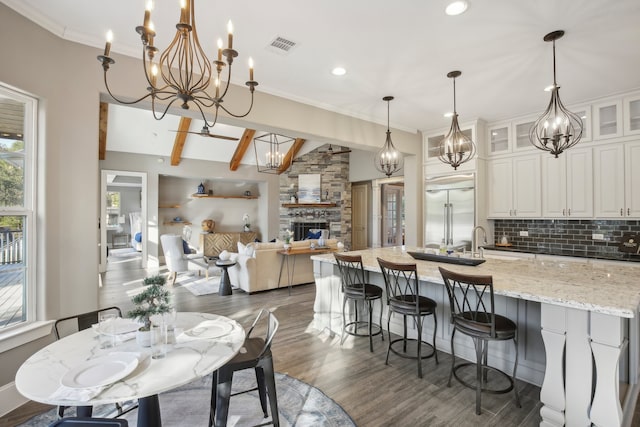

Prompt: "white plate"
[94,318,141,336]
[183,320,233,339]
[61,353,139,389]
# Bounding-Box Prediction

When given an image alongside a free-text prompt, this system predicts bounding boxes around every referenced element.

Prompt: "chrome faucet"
[472,225,487,258]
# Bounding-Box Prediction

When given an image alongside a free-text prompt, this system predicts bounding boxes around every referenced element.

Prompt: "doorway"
[100,170,147,272]
[381,183,404,247]
[351,182,369,250]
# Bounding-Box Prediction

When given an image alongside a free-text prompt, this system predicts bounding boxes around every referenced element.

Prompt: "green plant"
[128,275,172,331]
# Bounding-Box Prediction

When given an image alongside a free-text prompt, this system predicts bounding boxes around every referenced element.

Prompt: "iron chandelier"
[529,30,583,157]
[438,71,476,170]
[97,0,258,130]
[374,96,403,177]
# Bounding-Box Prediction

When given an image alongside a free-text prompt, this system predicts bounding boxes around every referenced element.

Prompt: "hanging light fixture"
[97,0,258,127]
[529,30,583,157]
[254,133,295,174]
[438,71,476,170]
[374,96,403,177]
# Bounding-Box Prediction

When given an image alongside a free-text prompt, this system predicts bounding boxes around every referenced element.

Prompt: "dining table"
[15,312,245,427]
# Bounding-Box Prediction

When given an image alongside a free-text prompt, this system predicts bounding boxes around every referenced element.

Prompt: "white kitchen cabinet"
[541,147,593,218]
[593,100,623,139]
[569,104,592,143]
[593,142,640,218]
[487,123,510,155]
[488,154,541,218]
[623,94,640,136]
[424,126,475,163]
[512,118,537,152]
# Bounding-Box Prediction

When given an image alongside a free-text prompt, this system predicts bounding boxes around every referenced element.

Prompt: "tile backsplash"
[493,219,640,261]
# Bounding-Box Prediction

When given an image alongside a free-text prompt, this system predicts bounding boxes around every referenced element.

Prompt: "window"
[0,83,36,331]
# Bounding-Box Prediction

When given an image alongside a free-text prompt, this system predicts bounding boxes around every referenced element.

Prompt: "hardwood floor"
[3,262,547,426]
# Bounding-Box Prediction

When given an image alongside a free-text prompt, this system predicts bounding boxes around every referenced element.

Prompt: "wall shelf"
[159,204,181,209]
[191,194,258,200]
[163,221,192,226]
[282,203,337,208]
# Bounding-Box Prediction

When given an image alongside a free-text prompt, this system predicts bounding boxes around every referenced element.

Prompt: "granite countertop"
[481,244,640,263]
[312,247,640,318]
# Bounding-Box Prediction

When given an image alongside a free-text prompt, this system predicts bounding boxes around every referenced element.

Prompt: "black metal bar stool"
[377,258,438,378]
[334,253,384,352]
[439,267,521,415]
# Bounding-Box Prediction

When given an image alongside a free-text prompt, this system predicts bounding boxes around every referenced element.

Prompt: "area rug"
[18,370,356,426]
[174,273,222,296]
[108,248,141,259]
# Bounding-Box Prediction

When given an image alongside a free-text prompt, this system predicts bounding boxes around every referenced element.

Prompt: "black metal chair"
[438,267,521,415]
[209,308,280,427]
[53,307,133,419]
[377,258,438,378]
[47,417,128,426]
[334,253,384,352]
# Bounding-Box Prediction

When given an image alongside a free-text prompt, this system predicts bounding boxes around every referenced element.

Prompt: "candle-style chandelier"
[438,71,476,170]
[529,30,583,157]
[254,133,295,174]
[374,96,403,177]
[97,0,258,129]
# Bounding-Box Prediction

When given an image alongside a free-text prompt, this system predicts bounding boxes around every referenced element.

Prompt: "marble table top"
[312,247,640,318]
[15,312,245,407]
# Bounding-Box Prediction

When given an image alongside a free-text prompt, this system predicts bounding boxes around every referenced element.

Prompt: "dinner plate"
[94,318,141,336]
[61,353,139,389]
[183,320,233,339]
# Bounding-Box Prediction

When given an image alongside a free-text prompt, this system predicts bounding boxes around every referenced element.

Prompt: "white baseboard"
[0,381,29,417]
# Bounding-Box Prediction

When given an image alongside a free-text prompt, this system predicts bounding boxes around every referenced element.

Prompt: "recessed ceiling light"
[332,67,346,76]
[444,112,454,118]
[445,1,468,16]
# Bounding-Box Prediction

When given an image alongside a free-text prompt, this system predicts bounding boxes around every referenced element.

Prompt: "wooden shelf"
[192,194,258,200]
[159,204,180,209]
[163,221,192,226]
[282,203,337,208]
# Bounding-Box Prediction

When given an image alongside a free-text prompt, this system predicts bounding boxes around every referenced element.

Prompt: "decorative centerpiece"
[197,182,205,194]
[128,275,172,347]
[283,229,294,251]
[201,219,215,233]
[243,213,251,232]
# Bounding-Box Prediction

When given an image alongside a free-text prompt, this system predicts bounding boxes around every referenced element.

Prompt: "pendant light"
[374,96,403,177]
[529,30,583,157]
[438,71,476,170]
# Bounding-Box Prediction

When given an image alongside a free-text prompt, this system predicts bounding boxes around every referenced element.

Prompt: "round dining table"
[15,312,245,427]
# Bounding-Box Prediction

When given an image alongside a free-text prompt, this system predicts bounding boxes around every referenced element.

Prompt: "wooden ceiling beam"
[229,128,256,171]
[98,102,108,160]
[278,138,306,174]
[170,117,191,166]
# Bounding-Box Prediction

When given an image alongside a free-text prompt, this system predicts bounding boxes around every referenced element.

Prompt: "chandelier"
[529,30,583,157]
[97,0,258,127]
[374,96,403,177]
[254,133,295,174]
[438,71,476,170]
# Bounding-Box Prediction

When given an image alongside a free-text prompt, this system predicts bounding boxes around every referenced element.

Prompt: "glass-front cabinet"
[593,99,623,139]
[424,127,474,162]
[512,118,536,151]
[487,123,510,155]
[624,94,640,136]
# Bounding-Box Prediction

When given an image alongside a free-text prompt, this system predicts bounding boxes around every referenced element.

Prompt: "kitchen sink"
[407,251,486,266]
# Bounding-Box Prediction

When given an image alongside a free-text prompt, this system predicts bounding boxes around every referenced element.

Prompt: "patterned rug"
[174,273,222,296]
[19,370,355,426]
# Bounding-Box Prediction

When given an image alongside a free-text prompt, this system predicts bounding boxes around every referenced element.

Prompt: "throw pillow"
[134,232,142,243]
[306,230,321,240]
[237,241,256,258]
[182,239,191,254]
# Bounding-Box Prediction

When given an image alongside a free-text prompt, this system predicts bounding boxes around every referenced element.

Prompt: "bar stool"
[334,253,384,352]
[438,267,521,415]
[377,258,438,378]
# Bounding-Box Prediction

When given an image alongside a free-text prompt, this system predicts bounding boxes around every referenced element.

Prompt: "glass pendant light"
[438,71,476,170]
[374,96,403,177]
[529,30,583,157]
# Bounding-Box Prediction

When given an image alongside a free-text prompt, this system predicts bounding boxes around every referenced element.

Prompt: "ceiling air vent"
[266,36,298,55]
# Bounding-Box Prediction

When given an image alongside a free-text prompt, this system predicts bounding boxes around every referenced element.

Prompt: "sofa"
[228,239,339,294]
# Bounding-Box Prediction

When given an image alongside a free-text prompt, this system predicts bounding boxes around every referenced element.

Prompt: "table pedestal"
[216,260,236,296]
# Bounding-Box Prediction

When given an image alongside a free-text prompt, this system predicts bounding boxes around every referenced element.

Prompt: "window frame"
[0,82,38,334]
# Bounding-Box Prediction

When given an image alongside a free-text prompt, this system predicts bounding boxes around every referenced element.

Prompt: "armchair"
[160,234,215,285]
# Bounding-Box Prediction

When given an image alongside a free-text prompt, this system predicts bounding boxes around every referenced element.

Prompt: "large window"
[0,83,36,331]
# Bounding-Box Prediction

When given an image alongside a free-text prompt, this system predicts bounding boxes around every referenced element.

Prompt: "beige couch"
[228,239,338,294]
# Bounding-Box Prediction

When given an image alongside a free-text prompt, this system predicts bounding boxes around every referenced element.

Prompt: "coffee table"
[215,259,237,296]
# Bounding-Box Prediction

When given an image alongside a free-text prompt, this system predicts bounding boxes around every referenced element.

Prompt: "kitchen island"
[311,247,640,427]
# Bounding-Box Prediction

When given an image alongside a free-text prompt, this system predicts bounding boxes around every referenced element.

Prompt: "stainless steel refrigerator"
[424,173,475,250]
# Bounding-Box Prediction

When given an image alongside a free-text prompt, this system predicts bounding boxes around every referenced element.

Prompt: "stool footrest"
[343,320,383,338]
[388,337,436,360]
[451,362,514,394]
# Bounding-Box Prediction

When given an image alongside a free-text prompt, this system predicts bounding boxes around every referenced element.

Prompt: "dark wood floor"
[4,258,635,426]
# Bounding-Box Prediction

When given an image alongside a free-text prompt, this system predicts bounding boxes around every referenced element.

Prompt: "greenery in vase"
[283,229,294,244]
[128,275,172,331]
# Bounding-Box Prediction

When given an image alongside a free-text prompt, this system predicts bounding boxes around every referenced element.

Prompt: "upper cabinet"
[593,141,640,218]
[487,122,510,155]
[512,118,536,152]
[487,154,541,218]
[424,127,474,163]
[593,99,623,139]
[541,147,593,218]
[423,120,486,175]
[623,94,640,136]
